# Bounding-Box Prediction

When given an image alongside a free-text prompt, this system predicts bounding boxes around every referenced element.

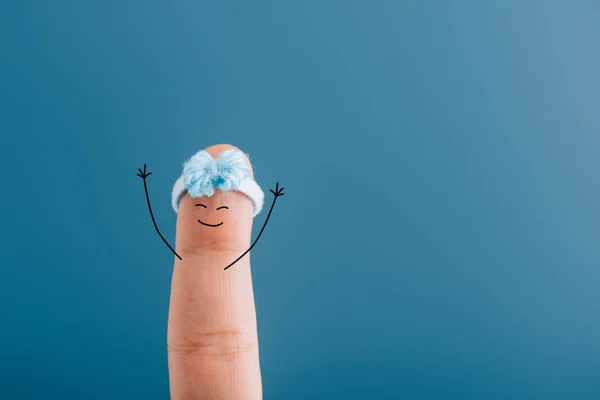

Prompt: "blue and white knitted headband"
[171,149,265,217]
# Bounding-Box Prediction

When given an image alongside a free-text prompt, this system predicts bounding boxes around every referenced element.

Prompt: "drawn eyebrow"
[216,206,229,210]
[195,204,207,208]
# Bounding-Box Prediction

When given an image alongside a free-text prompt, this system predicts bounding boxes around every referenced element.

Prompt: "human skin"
[167,144,263,399]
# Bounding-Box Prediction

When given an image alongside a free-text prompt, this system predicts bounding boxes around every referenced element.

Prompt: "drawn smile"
[197,219,224,227]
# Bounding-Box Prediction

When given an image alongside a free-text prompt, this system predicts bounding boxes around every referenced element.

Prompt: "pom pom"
[182,149,250,198]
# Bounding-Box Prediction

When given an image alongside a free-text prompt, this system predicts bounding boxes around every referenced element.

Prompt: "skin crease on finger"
[167,144,263,400]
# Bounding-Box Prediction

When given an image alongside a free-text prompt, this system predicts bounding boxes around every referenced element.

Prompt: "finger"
[146,172,152,177]
[168,144,262,400]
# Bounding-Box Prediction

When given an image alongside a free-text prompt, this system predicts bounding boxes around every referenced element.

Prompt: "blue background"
[1,1,599,399]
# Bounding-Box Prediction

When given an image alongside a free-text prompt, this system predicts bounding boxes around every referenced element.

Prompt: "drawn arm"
[224,182,284,270]
[137,164,182,260]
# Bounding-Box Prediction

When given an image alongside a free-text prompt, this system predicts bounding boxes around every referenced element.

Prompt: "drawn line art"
[137,164,182,260]
[224,182,284,270]
[138,156,284,270]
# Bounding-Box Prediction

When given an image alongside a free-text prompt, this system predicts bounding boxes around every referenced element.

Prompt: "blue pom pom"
[182,149,250,198]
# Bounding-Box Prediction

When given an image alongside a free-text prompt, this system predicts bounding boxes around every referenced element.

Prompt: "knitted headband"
[171,149,265,217]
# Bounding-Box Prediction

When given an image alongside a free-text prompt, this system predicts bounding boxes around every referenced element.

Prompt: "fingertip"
[174,144,258,253]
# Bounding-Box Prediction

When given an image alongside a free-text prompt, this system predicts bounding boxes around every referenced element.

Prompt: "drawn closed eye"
[216,206,229,210]
[195,204,207,208]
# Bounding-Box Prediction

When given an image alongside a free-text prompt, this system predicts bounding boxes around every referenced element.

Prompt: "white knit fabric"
[171,175,264,217]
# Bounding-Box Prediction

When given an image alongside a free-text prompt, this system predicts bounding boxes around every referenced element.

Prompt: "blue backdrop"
[1,1,599,399]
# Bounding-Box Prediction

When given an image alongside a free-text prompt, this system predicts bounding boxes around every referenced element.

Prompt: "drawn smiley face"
[195,203,228,227]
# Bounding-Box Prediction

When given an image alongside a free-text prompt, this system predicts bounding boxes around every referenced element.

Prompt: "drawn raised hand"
[136,164,152,179]
[269,182,285,198]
